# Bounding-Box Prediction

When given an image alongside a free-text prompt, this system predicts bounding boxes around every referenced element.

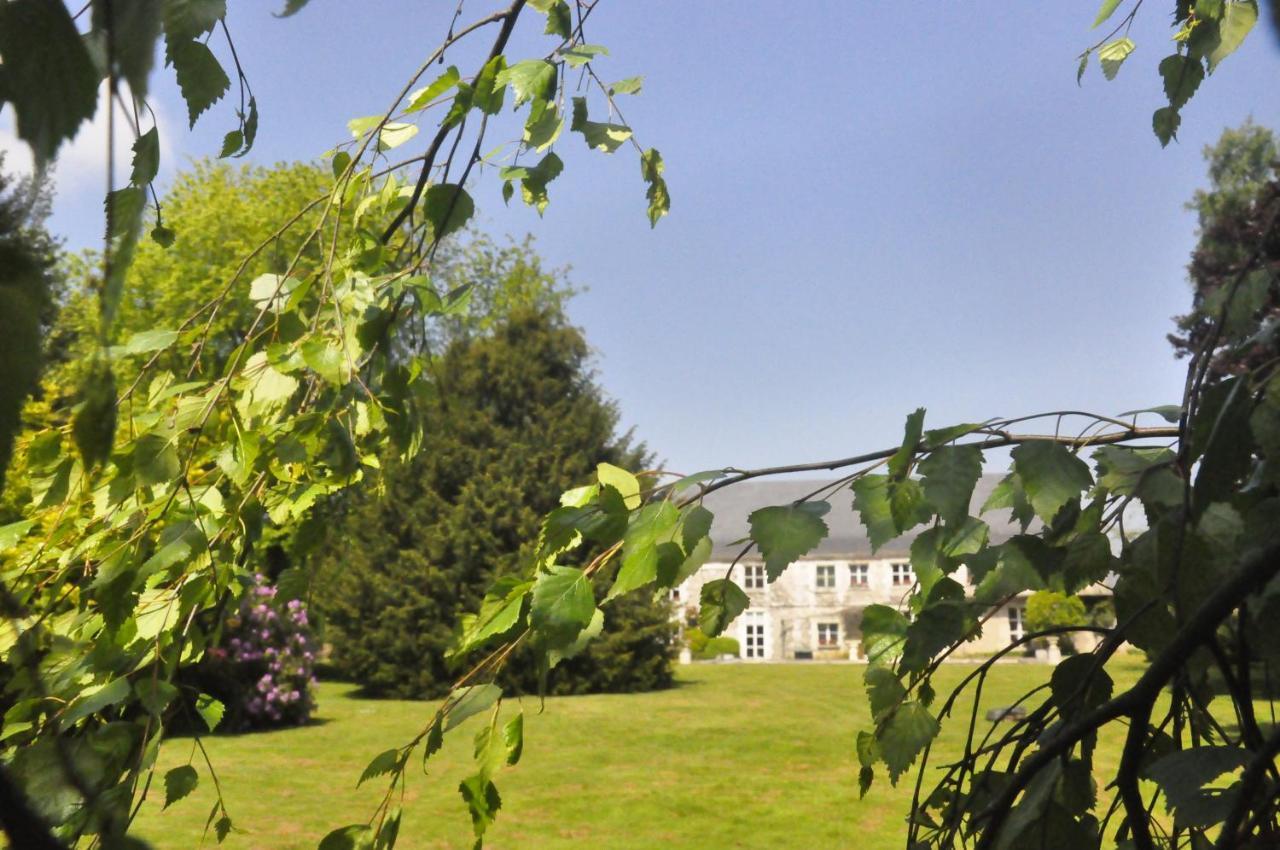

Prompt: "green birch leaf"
[608,76,644,96]
[1011,442,1092,522]
[496,60,557,107]
[196,693,225,732]
[1159,53,1205,110]
[879,701,940,784]
[422,184,475,242]
[597,462,640,509]
[640,147,670,227]
[135,432,180,486]
[131,127,161,185]
[865,664,906,722]
[918,444,983,524]
[561,44,609,66]
[1207,1,1257,71]
[852,475,897,552]
[357,749,400,787]
[163,0,225,40]
[861,604,909,664]
[123,328,178,354]
[406,66,461,113]
[163,765,199,809]
[0,0,99,164]
[1098,37,1136,80]
[471,55,507,115]
[63,677,131,725]
[445,684,502,731]
[698,578,749,637]
[318,825,373,850]
[167,38,230,128]
[888,408,926,479]
[503,712,524,766]
[749,501,830,581]
[1092,0,1124,27]
[609,501,679,600]
[1154,106,1182,147]
[530,566,596,645]
[218,129,243,158]
[542,0,572,38]
[275,0,311,17]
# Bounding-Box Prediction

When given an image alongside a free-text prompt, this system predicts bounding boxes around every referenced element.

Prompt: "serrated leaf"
[163,765,199,809]
[422,184,475,242]
[561,44,609,66]
[503,712,524,766]
[167,38,230,128]
[275,0,311,17]
[377,122,418,151]
[1050,654,1114,716]
[918,444,983,524]
[608,76,644,96]
[1098,37,1136,80]
[1142,746,1249,820]
[472,55,507,115]
[852,475,897,552]
[357,749,400,787]
[640,147,669,227]
[1154,106,1182,146]
[135,678,179,716]
[864,664,906,722]
[1159,53,1205,110]
[540,0,572,37]
[1091,0,1125,27]
[302,337,346,385]
[698,578,749,636]
[151,224,176,247]
[530,566,596,645]
[131,127,161,184]
[218,129,243,158]
[496,60,557,107]
[123,328,179,355]
[163,0,225,40]
[135,432,180,486]
[888,408,926,479]
[63,678,131,725]
[196,693,224,732]
[406,66,461,112]
[0,0,99,164]
[609,501,679,600]
[1011,442,1092,522]
[318,825,373,850]
[749,501,830,581]
[597,462,640,509]
[1207,1,1257,71]
[861,604,909,664]
[445,684,502,732]
[879,701,939,784]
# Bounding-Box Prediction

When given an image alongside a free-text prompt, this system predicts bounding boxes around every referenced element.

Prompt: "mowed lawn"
[134,658,1149,850]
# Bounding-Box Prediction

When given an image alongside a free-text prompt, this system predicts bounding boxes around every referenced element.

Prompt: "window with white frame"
[817,622,840,647]
[815,564,835,589]
[1008,605,1025,641]
[849,563,869,587]
[743,564,765,589]
[891,562,914,586]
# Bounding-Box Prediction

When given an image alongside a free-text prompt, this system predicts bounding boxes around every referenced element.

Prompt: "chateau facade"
[673,476,1107,661]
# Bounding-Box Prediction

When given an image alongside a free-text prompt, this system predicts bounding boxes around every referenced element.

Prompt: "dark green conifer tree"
[316,307,676,698]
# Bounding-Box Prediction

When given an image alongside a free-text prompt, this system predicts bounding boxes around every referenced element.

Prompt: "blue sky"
[4,1,1279,475]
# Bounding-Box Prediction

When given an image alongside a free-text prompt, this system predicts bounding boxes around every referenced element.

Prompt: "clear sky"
[4,2,1279,475]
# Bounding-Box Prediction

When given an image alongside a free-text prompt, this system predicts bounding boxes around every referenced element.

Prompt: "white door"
[743,610,767,660]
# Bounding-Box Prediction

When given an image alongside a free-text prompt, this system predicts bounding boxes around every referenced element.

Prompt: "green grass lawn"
[134,658,1150,850]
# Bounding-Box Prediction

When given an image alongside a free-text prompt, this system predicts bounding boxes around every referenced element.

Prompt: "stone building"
[672,475,1108,661]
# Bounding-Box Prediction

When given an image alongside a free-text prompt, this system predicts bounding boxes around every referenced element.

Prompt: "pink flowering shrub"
[199,574,318,730]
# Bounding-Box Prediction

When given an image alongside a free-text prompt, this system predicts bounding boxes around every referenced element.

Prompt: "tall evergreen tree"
[315,307,675,698]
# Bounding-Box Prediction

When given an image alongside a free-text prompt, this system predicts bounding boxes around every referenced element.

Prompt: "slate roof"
[699,473,1021,559]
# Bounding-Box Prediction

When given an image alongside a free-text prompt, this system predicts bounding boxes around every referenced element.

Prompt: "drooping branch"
[974,536,1280,848]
